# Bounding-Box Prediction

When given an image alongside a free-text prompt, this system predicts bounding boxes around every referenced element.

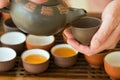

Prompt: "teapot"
[0,0,87,35]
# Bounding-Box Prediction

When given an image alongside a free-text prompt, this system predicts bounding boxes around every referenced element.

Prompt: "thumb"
[90,16,118,49]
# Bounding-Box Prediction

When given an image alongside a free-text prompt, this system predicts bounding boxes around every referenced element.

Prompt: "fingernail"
[91,39,100,49]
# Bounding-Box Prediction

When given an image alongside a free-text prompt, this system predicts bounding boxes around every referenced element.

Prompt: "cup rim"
[51,43,78,58]
[104,51,120,67]
[3,18,18,29]
[21,49,50,65]
[0,47,16,62]
[0,31,26,45]
[71,16,101,29]
[26,34,55,46]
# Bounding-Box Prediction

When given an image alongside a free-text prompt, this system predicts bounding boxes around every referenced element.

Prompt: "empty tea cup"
[104,51,120,80]
[26,35,55,51]
[84,50,110,68]
[2,12,11,20]
[70,16,101,45]
[3,18,21,32]
[51,44,78,68]
[0,31,26,56]
[21,49,50,74]
[0,47,16,72]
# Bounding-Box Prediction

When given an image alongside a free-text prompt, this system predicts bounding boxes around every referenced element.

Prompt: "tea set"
[0,0,120,79]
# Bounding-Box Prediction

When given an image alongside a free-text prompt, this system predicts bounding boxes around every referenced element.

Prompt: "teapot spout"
[66,8,87,24]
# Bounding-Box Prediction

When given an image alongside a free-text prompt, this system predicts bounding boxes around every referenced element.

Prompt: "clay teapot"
[0,0,87,35]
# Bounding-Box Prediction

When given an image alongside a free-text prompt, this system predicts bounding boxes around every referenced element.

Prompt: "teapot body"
[3,0,87,35]
[11,0,68,35]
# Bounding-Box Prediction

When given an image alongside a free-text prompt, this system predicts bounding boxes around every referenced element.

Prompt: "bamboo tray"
[0,32,111,80]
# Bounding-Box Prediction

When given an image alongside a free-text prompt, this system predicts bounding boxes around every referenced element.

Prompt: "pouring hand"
[63,0,120,56]
[0,0,10,8]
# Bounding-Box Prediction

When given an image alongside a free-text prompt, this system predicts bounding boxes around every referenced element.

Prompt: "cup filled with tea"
[0,31,26,56]
[0,47,16,72]
[21,49,50,74]
[70,16,101,45]
[51,43,78,68]
[104,51,120,80]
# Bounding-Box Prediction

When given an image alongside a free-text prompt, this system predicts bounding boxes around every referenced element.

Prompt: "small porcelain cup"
[26,35,55,51]
[70,16,101,45]
[21,49,50,74]
[0,31,26,56]
[0,47,16,72]
[84,50,110,68]
[3,18,21,32]
[51,44,78,68]
[104,51,120,80]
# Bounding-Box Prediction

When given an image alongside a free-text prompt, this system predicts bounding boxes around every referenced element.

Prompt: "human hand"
[63,0,120,56]
[0,0,10,8]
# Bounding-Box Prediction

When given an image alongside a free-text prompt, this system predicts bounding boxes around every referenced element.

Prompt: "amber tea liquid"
[24,54,47,64]
[53,47,76,57]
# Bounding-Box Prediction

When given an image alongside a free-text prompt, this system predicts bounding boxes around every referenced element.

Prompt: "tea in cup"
[21,49,50,74]
[70,16,101,45]
[0,31,26,56]
[0,47,16,72]
[104,51,120,80]
[51,44,78,68]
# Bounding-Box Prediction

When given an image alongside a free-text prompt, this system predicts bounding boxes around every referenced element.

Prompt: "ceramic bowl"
[26,34,55,51]
[0,31,26,56]
[3,18,21,32]
[51,43,78,68]
[0,47,16,72]
[84,50,110,68]
[70,16,101,45]
[104,51,120,80]
[21,49,50,74]
[2,12,11,20]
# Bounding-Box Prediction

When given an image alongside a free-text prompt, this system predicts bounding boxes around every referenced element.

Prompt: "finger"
[90,23,120,54]
[91,16,119,49]
[67,38,92,55]
[64,28,94,56]
[63,27,74,39]
[104,23,120,49]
